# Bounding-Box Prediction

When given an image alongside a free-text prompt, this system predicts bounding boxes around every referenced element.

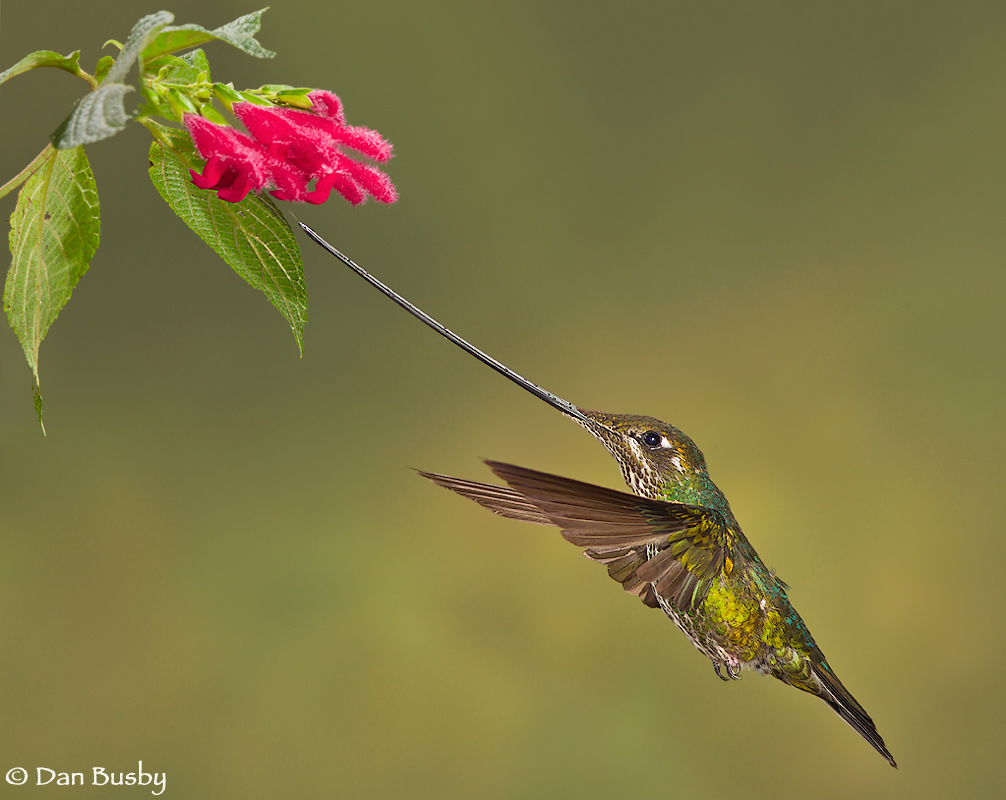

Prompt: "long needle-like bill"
[298,222,591,425]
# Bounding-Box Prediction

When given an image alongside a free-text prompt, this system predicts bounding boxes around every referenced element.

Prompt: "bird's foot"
[713,659,743,681]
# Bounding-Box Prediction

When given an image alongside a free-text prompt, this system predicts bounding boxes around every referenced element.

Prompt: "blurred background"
[2,1,1004,796]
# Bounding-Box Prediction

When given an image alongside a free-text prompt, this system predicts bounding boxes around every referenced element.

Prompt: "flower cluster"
[184,90,396,205]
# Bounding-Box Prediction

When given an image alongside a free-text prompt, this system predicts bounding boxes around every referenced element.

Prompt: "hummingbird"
[299,222,897,768]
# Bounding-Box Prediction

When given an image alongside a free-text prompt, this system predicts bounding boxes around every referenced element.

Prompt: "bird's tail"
[811,663,897,768]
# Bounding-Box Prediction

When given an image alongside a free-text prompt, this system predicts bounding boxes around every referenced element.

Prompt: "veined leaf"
[148,135,306,354]
[0,50,85,86]
[142,9,275,63]
[49,83,135,149]
[51,11,174,149]
[4,146,100,422]
[105,11,175,83]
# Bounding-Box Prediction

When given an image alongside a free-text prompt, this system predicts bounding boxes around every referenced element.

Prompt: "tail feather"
[813,665,897,768]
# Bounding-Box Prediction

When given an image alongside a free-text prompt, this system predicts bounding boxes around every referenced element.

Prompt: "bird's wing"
[419,462,739,612]
[417,471,554,525]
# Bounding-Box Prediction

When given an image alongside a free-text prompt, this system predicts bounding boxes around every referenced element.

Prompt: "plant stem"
[0,144,55,201]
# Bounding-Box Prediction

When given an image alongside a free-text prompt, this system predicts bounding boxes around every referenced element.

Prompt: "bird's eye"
[641,430,663,448]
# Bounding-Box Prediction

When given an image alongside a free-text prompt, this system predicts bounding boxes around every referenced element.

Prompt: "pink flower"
[184,116,271,203]
[185,90,396,206]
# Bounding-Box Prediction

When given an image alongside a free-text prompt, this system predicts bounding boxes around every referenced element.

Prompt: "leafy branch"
[1,8,396,432]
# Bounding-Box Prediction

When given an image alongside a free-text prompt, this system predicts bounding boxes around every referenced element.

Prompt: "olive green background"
[2,1,1003,797]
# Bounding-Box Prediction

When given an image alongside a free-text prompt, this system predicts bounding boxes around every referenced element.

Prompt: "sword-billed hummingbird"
[300,223,896,768]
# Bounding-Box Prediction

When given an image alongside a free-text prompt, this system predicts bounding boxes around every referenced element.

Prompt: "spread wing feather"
[420,462,739,612]
[417,471,553,524]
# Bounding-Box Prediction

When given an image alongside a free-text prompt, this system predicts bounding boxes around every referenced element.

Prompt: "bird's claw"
[713,660,742,681]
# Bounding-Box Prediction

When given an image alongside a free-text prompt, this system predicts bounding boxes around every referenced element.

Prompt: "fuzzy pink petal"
[343,160,398,203]
[266,164,311,202]
[248,107,341,174]
[234,105,336,177]
[307,90,346,123]
[204,93,397,206]
[265,141,291,160]
[301,172,338,205]
[215,173,256,203]
[183,114,272,202]
[185,114,258,158]
[233,103,299,146]
[272,107,345,144]
[330,173,367,205]
[273,110,393,164]
[190,156,229,189]
[331,125,393,163]
[285,146,333,176]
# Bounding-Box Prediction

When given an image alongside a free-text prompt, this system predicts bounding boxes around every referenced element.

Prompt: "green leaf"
[145,51,208,88]
[147,135,306,354]
[4,146,100,420]
[94,55,115,85]
[0,50,85,86]
[142,9,275,62]
[180,48,211,76]
[50,11,174,149]
[206,9,275,58]
[50,83,134,149]
[105,11,175,83]
[33,383,45,435]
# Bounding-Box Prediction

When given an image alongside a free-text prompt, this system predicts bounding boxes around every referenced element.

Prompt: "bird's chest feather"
[656,569,787,669]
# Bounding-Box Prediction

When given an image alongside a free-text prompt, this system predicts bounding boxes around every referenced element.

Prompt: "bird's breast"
[697,577,786,664]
